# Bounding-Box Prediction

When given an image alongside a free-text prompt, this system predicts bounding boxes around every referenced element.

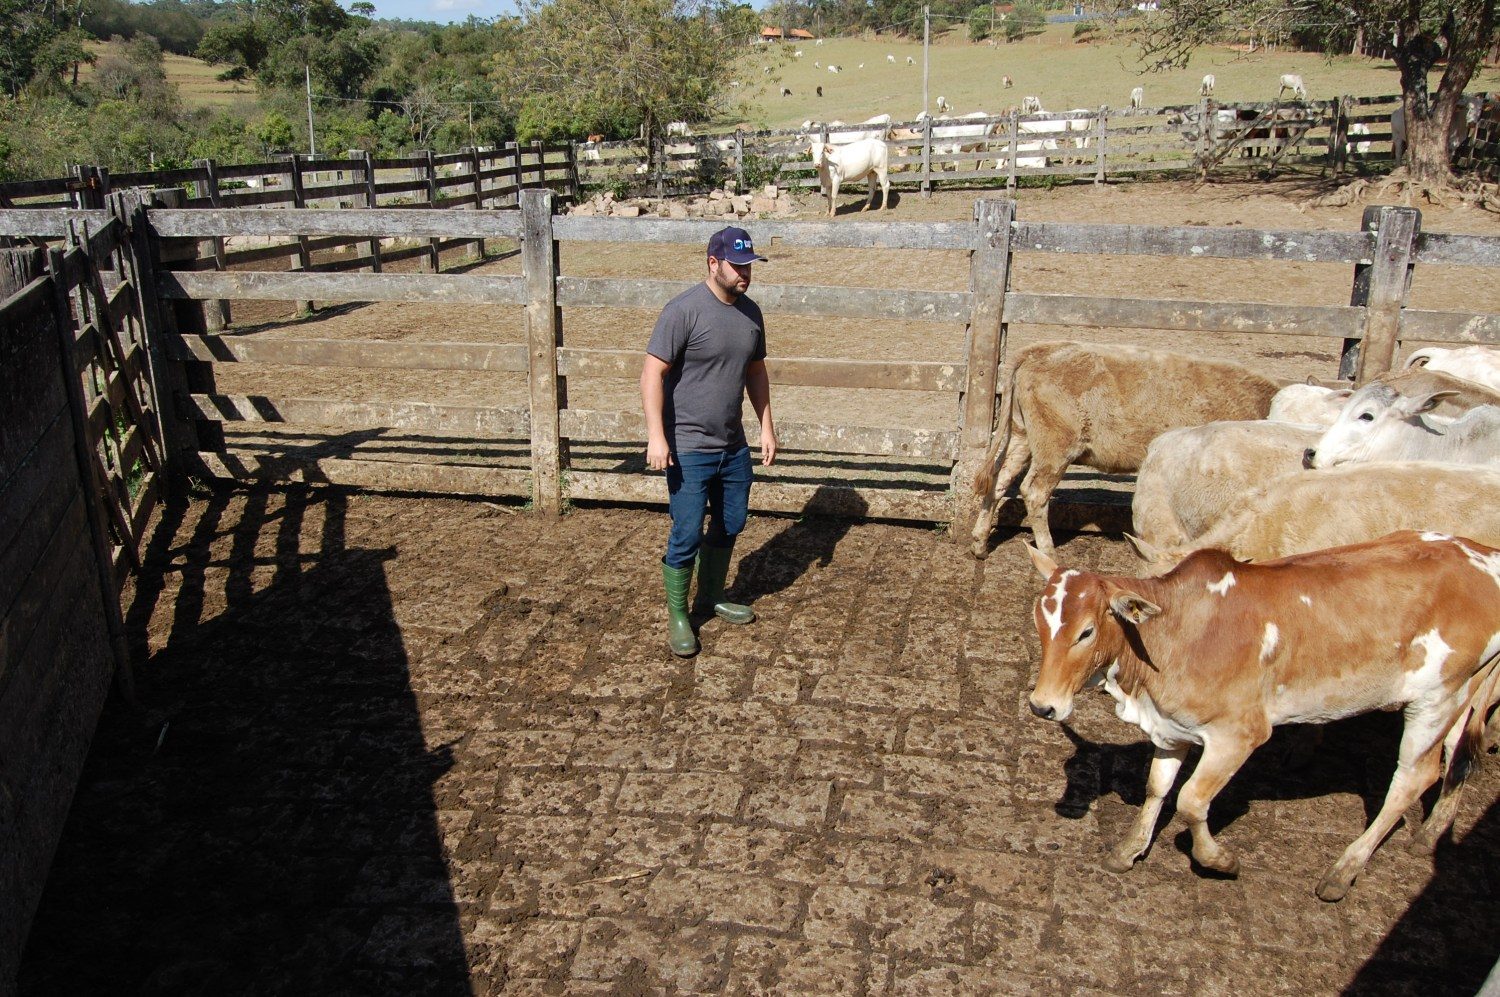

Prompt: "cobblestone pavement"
[19,489,1500,995]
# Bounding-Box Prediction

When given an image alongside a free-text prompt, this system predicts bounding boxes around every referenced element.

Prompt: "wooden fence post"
[521,189,564,516]
[1340,204,1420,384]
[192,158,230,330]
[1005,111,1019,192]
[1093,106,1108,184]
[422,149,440,273]
[920,115,933,197]
[734,131,745,194]
[1331,95,1352,174]
[951,198,1015,539]
[468,146,486,260]
[43,244,136,701]
[506,141,521,207]
[566,142,583,204]
[285,153,315,313]
[357,149,382,273]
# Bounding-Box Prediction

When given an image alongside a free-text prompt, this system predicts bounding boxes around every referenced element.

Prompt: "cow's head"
[1303,384,1457,468]
[1026,545,1160,723]
[808,141,829,168]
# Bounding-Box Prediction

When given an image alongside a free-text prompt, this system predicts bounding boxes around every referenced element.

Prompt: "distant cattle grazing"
[1304,389,1500,469]
[1200,73,1216,97]
[968,342,1280,558]
[1129,86,1144,109]
[1027,530,1500,901]
[1278,73,1307,99]
[1131,420,1322,552]
[781,87,792,97]
[814,38,823,46]
[1020,95,1042,114]
[1130,462,1500,573]
[1405,345,1500,392]
[816,85,823,97]
[935,95,950,113]
[907,56,915,65]
[828,64,842,73]
[814,60,821,69]
[809,138,890,217]
[1002,74,1013,88]
[888,54,896,63]
[665,121,691,137]
[794,49,803,57]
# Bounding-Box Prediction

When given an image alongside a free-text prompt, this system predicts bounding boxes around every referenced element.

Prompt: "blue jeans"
[663,445,753,568]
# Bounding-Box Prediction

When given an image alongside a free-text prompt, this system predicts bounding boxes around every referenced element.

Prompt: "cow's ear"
[1025,543,1057,580]
[1110,591,1161,625]
[1396,390,1456,417]
[1416,390,1457,414]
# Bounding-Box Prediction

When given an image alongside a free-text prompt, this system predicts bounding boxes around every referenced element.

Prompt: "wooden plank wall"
[0,254,115,990]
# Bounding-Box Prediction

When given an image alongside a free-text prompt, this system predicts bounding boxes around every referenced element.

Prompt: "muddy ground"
[17,177,1500,993]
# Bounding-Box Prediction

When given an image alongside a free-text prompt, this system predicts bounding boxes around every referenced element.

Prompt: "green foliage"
[83,0,214,56]
[1,0,63,95]
[254,109,296,154]
[196,20,270,71]
[968,9,992,43]
[1072,20,1098,42]
[1002,2,1045,42]
[738,150,785,189]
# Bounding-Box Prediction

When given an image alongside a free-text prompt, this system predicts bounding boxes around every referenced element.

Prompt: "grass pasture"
[81,40,255,110]
[729,24,1500,132]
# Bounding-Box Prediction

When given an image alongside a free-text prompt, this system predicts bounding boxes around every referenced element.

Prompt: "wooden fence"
[4,191,1494,539]
[581,93,1456,194]
[0,201,168,984]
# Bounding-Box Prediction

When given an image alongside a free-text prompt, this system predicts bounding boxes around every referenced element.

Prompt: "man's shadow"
[731,486,867,602]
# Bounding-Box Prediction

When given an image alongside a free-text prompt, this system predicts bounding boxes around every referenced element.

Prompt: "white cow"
[580,142,603,163]
[809,139,890,217]
[828,64,842,73]
[814,60,822,69]
[1267,382,1351,426]
[794,49,804,58]
[1018,110,1095,161]
[1020,95,1043,114]
[1305,388,1500,469]
[666,121,692,137]
[1003,138,1059,170]
[888,54,896,63]
[815,38,824,46]
[922,111,995,170]
[1129,86,1144,110]
[907,56,915,65]
[1278,74,1307,99]
[1132,420,1323,551]
[1404,346,1500,392]
[1200,74,1216,97]
[936,95,950,114]
[1002,74,1013,89]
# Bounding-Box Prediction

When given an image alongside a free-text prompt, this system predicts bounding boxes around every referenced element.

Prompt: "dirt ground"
[17,491,1500,994]
[16,178,1500,993]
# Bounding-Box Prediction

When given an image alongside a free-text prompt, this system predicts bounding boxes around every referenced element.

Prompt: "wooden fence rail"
[3,197,1500,534]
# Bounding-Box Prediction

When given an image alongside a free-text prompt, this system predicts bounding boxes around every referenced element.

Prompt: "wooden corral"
[0,207,167,984]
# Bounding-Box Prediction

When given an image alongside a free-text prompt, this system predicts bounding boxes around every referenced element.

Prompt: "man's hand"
[646,437,673,471]
[760,426,777,466]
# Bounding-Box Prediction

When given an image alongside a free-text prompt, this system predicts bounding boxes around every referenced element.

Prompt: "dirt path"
[18,491,1500,994]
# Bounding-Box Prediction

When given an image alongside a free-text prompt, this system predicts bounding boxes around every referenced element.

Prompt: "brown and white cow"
[970,341,1281,558]
[1027,531,1500,901]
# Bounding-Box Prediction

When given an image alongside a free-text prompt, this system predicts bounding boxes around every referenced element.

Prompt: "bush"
[739,151,785,190]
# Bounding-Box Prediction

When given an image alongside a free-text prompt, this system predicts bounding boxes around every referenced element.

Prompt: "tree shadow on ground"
[19,486,471,994]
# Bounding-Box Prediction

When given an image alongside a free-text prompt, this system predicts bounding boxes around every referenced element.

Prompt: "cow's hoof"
[1101,850,1137,874]
[970,540,990,560]
[1407,830,1440,856]
[1315,873,1351,903]
[1195,850,1239,877]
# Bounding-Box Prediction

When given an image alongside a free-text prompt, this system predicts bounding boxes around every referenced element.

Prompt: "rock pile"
[569,184,795,219]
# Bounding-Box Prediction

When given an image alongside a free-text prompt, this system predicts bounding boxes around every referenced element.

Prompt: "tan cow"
[1027,531,1500,901]
[1130,462,1500,573]
[969,342,1280,558]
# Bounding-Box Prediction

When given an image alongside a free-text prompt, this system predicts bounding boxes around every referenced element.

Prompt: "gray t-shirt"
[647,281,767,453]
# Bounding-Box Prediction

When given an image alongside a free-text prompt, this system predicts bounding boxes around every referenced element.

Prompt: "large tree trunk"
[1405,102,1458,183]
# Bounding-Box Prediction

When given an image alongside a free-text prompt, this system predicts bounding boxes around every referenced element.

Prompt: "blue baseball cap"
[707,226,767,264]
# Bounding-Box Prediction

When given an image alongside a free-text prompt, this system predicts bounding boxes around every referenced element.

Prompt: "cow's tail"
[1405,347,1439,369]
[1445,647,1500,793]
[972,359,1022,497]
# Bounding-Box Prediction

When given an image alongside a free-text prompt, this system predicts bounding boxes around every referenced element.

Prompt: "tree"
[505,0,757,144]
[1119,0,1498,185]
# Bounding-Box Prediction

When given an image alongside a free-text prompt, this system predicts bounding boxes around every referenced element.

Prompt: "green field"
[729,24,1500,131]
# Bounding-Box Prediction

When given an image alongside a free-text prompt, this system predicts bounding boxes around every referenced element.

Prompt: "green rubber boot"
[693,545,756,624]
[662,562,699,657]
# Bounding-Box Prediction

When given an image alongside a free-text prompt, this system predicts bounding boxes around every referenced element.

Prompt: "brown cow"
[970,341,1280,558]
[1026,531,1500,901]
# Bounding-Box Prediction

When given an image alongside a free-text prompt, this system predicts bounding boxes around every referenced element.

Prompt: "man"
[641,226,778,657]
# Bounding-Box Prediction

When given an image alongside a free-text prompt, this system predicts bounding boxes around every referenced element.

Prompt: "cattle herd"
[972,339,1500,901]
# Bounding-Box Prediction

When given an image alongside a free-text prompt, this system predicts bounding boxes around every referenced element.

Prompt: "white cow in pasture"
[809,139,890,217]
[918,111,996,170]
[1004,138,1059,170]
[1017,110,1095,161]
[814,60,822,69]
[1404,345,1500,392]
[1200,73,1215,97]
[829,64,842,73]
[666,121,692,137]
[936,95,950,114]
[888,54,896,63]
[1278,73,1307,99]
[1020,95,1042,114]
[1347,121,1372,154]
[907,56,915,65]
[794,49,804,58]
[815,38,824,46]
[1304,386,1500,469]
[1002,74,1013,88]
[1129,86,1144,109]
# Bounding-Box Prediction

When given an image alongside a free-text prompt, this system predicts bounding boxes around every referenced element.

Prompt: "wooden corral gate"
[0,196,167,985]
[5,192,1497,543]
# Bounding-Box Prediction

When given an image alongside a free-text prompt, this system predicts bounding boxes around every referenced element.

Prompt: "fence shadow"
[18,486,471,994]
